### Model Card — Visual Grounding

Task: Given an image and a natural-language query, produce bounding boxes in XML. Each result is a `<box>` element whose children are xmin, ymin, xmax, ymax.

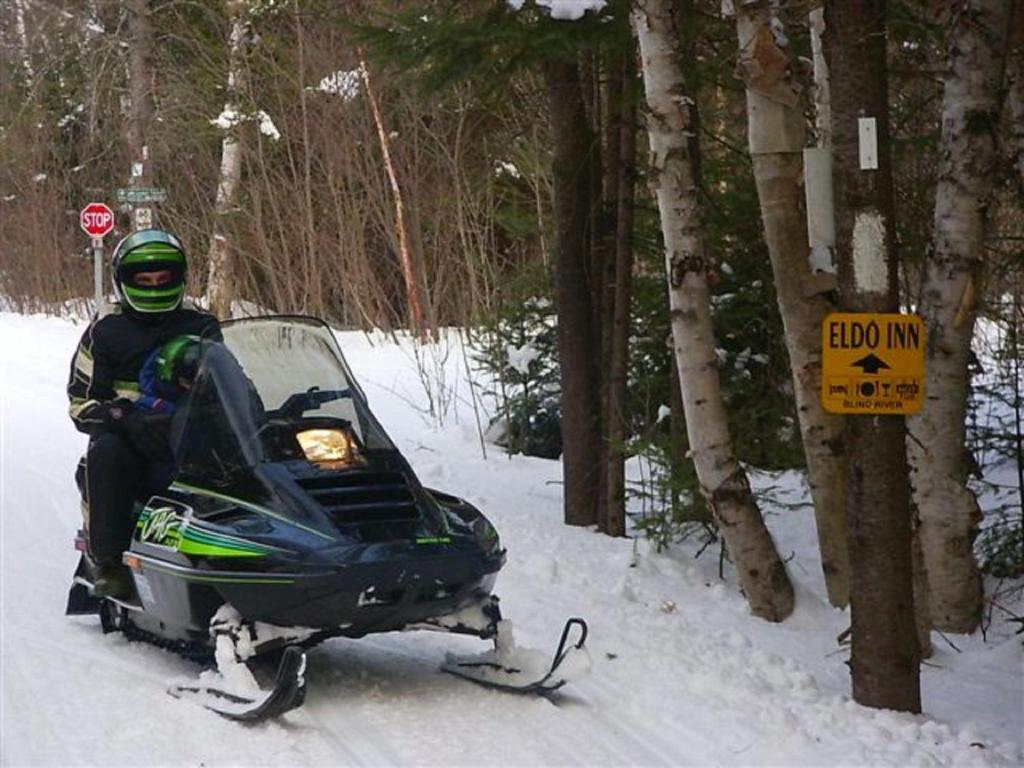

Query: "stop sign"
<box><xmin>80</xmin><ymin>202</ymin><xmax>115</xmax><ymax>238</ymax></box>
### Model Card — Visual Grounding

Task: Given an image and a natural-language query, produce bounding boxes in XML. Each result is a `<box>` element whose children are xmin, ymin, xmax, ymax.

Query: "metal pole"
<box><xmin>92</xmin><ymin>236</ymin><xmax>105</xmax><ymax>317</ymax></box>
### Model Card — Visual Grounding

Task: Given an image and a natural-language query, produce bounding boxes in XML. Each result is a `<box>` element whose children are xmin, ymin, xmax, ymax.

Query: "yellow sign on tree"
<box><xmin>821</xmin><ymin>313</ymin><xmax>925</xmax><ymax>414</ymax></box>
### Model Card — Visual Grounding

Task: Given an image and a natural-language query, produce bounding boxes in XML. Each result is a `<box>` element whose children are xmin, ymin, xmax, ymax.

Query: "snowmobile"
<box><xmin>66</xmin><ymin>316</ymin><xmax>589</xmax><ymax>722</ymax></box>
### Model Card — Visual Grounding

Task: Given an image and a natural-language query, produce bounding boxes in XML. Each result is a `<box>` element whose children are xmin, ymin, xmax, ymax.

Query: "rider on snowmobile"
<box><xmin>66</xmin><ymin>229</ymin><xmax>220</xmax><ymax>598</ymax></box>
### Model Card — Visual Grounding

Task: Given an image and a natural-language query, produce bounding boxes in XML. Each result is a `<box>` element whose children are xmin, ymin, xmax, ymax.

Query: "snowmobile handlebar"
<box><xmin>270</xmin><ymin>387</ymin><xmax>352</xmax><ymax>421</ymax></box>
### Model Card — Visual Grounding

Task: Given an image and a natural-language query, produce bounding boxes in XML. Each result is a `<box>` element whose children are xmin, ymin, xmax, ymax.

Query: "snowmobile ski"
<box><xmin>169</xmin><ymin>646</ymin><xmax>307</xmax><ymax>723</ymax></box>
<box><xmin>442</xmin><ymin>617</ymin><xmax>590</xmax><ymax>694</ymax></box>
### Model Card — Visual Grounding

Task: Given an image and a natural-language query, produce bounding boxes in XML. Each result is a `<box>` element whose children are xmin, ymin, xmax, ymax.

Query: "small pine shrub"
<box><xmin>977</xmin><ymin>509</ymin><xmax>1024</xmax><ymax>578</ymax></box>
<box><xmin>627</xmin><ymin>429</ymin><xmax>717</xmax><ymax>553</ymax></box>
<box><xmin>470</xmin><ymin>267</ymin><xmax>562</xmax><ymax>459</ymax></box>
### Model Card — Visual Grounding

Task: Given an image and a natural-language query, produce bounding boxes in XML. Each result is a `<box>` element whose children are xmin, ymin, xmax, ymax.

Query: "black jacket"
<box><xmin>67</xmin><ymin>303</ymin><xmax>220</xmax><ymax>436</ymax></box>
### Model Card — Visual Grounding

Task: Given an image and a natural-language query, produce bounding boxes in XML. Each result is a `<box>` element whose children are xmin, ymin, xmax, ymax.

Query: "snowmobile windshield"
<box><xmin>216</xmin><ymin>317</ymin><xmax>394</xmax><ymax>450</ymax></box>
<box><xmin>173</xmin><ymin>317</ymin><xmax>396</xmax><ymax>488</ymax></box>
<box><xmin>171</xmin><ymin>340</ymin><xmax>268</xmax><ymax>487</ymax></box>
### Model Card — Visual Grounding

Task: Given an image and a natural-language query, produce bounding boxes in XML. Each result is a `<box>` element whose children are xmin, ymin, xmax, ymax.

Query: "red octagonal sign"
<box><xmin>80</xmin><ymin>202</ymin><xmax>114</xmax><ymax>238</ymax></box>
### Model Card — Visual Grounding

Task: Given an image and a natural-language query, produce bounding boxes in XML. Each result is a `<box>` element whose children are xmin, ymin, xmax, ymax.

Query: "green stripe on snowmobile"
<box><xmin>416</xmin><ymin>536</ymin><xmax>452</xmax><ymax>545</ymax></box>
<box><xmin>186</xmin><ymin>524</ymin><xmax>295</xmax><ymax>554</ymax></box>
<box><xmin>170</xmin><ymin>482</ymin><xmax>337</xmax><ymax>541</ymax></box>
<box><xmin>180</xmin><ymin>529</ymin><xmax>271</xmax><ymax>557</ymax></box>
<box><xmin>136</xmin><ymin>508</ymin><xmax>284</xmax><ymax>557</ymax></box>
<box><xmin>177</xmin><ymin>538</ymin><xmax>266</xmax><ymax>558</ymax></box>
<box><xmin>136</xmin><ymin>509</ymin><xmax>252</xmax><ymax>555</ymax></box>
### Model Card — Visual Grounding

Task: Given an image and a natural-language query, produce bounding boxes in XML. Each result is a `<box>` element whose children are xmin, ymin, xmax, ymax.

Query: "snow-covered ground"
<box><xmin>0</xmin><ymin>310</ymin><xmax>1020</xmax><ymax>767</ymax></box>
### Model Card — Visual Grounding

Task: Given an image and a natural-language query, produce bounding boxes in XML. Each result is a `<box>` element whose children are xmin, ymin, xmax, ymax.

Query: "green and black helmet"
<box><xmin>111</xmin><ymin>229</ymin><xmax>187</xmax><ymax>314</ymax></box>
<box><xmin>156</xmin><ymin>334</ymin><xmax>201</xmax><ymax>387</ymax></box>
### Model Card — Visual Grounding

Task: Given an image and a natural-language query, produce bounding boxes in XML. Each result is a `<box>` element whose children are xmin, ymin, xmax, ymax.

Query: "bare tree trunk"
<box><xmin>1006</xmin><ymin>3</ymin><xmax>1024</xmax><ymax>188</ymax></box>
<box><xmin>604</xmin><ymin>50</ymin><xmax>637</xmax><ymax>539</ymax></box>
<box><xmin>543</xmin><ymin>58</ymin><xmax>602</xmax><ymax>529</ymax></box>
<box><xmin>361</xmin><ymin>57</ymin><xmax>430</xmax><ymax>340</ymax></box>
<box><xmin>596</xmin><ymin>50</ymin><xmax>622</xmax><ymax>537</ymax></box>
<box><xmin>1008</xmin><ymin>39</ymin><xmax>1024</xmax><ymax>188</ymax></box>
<box><xmin>206</xmin><ymin>0</ymin><xmax>253</xmax><ymax>318</ymax></box>
<box><xmin>125</xmin><ymin>0</ymin><xmax>154</xmax><ymax>190</ymax></box>
<box><xmin>815</xmin><ymin>1</ymin><xmax>930</xmax><ymax>642</ymax></box>
<box><xmin>907</xmin><ymin>0</ymin><xmax>1012</xmax><ymax>634</ymax></box>
<box><xmin>14</xmin><ymin>0</ymin><xmax>35</xmax><ymax>93</ymax></box>
<box><xmin>1012</xmin><ymin>284</ymin><xmax>1024</xmax><ymax>522</ymax></box>
<box><xmin>633</xmin><ymin>0</ymin><xmax>794</xmax><ymax>622</ymax></box>
<box><xmin>734</xmin><ymin>1</ymin><xmax>851</xmax><ymax>608</ymax></box>
<box><xmin>824</xmin><ymin>0</ymin><xmax>920</xmax><ymax>712</ymax></box>
<box><xmin>295</xmin><ymin>1</ymin><xmax>320</xmax><ymax>316</ymax></box>
<box><xmin>911</xmin><ymin>517</ymin><xmax>933</xmax><ymax>658</ymax></box>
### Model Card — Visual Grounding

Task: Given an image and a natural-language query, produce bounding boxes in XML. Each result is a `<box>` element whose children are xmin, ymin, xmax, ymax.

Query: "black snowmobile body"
<box><xmin>68</xmin><ymin>316</ymin><xmax>504</xmax><ymax>646</ymax></box>
<box><xmin>67</xmin><ymin>316</ymin><xmax>588</xmax><ymax>720</ymax></box>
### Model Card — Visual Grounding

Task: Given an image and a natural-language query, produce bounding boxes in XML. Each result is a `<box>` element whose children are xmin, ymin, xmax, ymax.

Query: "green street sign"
<box><xmin>116</xmin><ymin>186</ymin><xmax>167</xmax><ymax>203</ymax></box>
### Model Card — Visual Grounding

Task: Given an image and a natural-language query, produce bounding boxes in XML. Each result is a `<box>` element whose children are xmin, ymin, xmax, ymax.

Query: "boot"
<box><xmin>93</xmin><ymin>561</ymin><xmax>133</xmax><ymax>600</ymax></box>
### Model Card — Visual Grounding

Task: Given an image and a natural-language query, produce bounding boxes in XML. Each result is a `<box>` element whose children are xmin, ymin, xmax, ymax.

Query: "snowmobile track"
<box><xmin>297</xmin><ymin>694</ymin><xmax>403</xmax><ymax>767</ymax></box>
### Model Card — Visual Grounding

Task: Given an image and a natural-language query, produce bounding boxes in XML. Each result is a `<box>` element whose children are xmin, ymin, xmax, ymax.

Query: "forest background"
<box><xmin>1</xmin><ymin>0</ymin><xmax>1021</xmax><ymax>713</ymax></box>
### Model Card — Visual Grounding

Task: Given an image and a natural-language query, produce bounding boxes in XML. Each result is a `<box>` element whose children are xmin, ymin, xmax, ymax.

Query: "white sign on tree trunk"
<box><xmin>858</xmin><ymin>118</ymin><xmax>878</xmax><ymax>170</ymax></box>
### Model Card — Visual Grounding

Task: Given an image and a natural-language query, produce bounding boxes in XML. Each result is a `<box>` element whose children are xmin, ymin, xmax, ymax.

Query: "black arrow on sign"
<box><xmin>852</xmin><ymin>353</ymin><xmax>891</xmax><ymax>375</ymax></box>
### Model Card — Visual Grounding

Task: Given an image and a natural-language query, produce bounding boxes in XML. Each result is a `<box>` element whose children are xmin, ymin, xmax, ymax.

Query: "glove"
<box><xmin>104</xmin><ymin>400</ymin><xmax>172</xmax><ymax>463</ymax></box>
<box><xmin>100</xmin><ymin>399</ymin><xmax>135</xmax><ymax>428</ymax></box>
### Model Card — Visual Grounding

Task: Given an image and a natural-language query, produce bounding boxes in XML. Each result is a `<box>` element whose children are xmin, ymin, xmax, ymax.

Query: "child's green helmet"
<box><xmin>111</xmin><ymin>229</ymin><xmax>187</xmax><ymax>314</ymax></box>
<box><xmin>156</xmin><ymin>335</ymin><xmax>201</xmax><ymax>386</ymax></box>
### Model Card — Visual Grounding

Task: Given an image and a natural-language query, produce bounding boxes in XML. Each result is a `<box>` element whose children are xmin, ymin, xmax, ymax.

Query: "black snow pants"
<box><xmin>80</xmin><ymin>433</ymin><xmax>174</xmax><ymax>562</ymax></box>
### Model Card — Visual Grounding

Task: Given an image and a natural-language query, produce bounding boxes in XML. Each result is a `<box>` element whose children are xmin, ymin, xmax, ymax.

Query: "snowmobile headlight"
<box><xmin>296</xmin><ymin>428</ymin><xmax>366</xmax><ymax>470</ymax></box>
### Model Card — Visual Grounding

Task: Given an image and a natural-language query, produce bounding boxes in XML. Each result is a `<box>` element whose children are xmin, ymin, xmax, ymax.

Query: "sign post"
<box><xmin>80</xmin><ymin>202</ymin><xmax>115</xmax><ymax>317</ymax></box>
<box><xmin>116</xmin><ymin>186</ymin><xmax>167</xmax><ymax>204</ymax></box>
<box><xmin>116</xmin><ymin>186</ymin><xmax>166</xmax><ymax>232</ymax></box>
<box><xmin>92</xmin><ymin>237</ymin><xmax>104</xmax><ymax>315</ymax></box>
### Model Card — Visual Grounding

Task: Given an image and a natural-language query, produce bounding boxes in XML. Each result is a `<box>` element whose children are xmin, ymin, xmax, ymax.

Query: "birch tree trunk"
<box><xmin>633</xmin><ymin>0</ymin><xmax>794</xmax><ymax>622</ymax></box>
<box><xmin>14</xmin><ymin>0</ymin><xmax>35</xmax><ymax>93</ymax></box>
<box><xmin>907</xmin><ymin>0</ymin><xmax>1012</xmax><ymax>634</ymax></box>
<box><xmin>808</xmin><ymin>8</ymin><xmax>831</xmax><ymax>148</ymax></box>
<box><xmin>206</xmin><ymin>0</ymin><xmax>254</xmax><ymax>318</ymax></box>
<box><xmin>824</xmin><ymin>0</ymin><xmax>920</xmax><ymax>712</ymax></box>
<box><xmin>734</xmin><ymin>1</ymin><xmax>850</xmax><ymax>608</ymax></box>
<box><xmin>543</xmin><ymin>58</ymin><xmax>602</xmax><ymax>528</ymax></box>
